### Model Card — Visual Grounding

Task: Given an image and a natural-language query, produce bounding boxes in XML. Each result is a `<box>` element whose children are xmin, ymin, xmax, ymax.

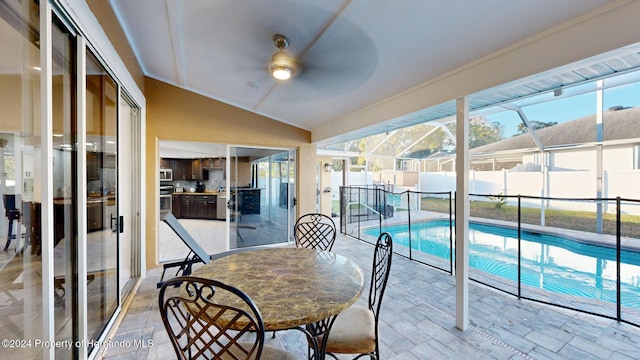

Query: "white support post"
<box><xmin>596</xmin><ymin>80</ymin><xmax>604</xmax><ymax>233</ymax></box>
<box><xmin>455</xmin><ymin>97</ymin><xmax>470</xmax><ymax>331</ymax></box>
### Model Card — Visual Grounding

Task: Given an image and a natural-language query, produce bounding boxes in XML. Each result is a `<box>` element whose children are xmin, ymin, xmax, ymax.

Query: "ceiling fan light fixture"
<box><xmin>271</xmin><ymin>65</ymin><xmax>294</xmax><ymax>80</ymax></box>
<box><xmin>269</xmin><ymin>34</ymin><xmax>300</xmax><ymax>80</ymax></box>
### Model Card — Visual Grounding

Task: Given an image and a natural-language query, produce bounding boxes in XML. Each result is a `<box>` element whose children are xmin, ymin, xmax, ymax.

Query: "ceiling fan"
<box><xmin>269</xmin><ymin>34</ymin><xmax>300</xmax><ymax>81</ymax></box>
<box><xmin>263</xmin><ymin>26</ymin><xmax>378</xmax><ymax>100</ymax></box>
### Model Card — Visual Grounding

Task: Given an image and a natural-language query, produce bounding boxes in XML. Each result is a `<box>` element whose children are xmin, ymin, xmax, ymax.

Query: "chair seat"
<box><xmin>325</xmin><ymin>305</ymin><xmax>376</xmax><ymax>354</ymax></box>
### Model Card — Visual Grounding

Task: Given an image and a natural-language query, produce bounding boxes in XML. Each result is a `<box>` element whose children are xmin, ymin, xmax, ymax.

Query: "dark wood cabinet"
<box><xmin>191</xmin><ymin>159</ymin><xmax>202</xmax><ymax>180</ymax></box>
<box><xmin>87</xmin><ymin>202</ymin><xmax>103</xmax><ymax>231</ymax></box>
<box><xmin>171</xmin><ymin>159</ymin><xmax>203</xmax><ymax>180</ymax></box>
<box><xmin>202</xmin><ymin>157</ymin><xmax>224</xmax><ymax>169</ymax></box>
<box><xmin>195</xmin><ymin>196</ymin><xmax>208</xmax><ymax>218</ymax></box>
<box><xmin>172</xmin><ymin>194</ymin><xmax>182</xmax><ymax>218</ymax></box>
<box><xmin>172</xmin><ymin>159</ymin><xmax>188</xmax><ymax>180</ymax></box>
<box><xmin>181</xmin><ymin>195</ymin><xmax>197</xmax><ymax>218</ymax></box>
<box><xmin>203</xmin><ymin>196</ymin><xmax>217</xmax><ymax>219</ymax></box>
<box><xmin>160</xmin><ymin>158</ymin><xmax>171</xmax><ymax>169</ymax></box>
<box><xmin>87</xmin><ymin>152</ymin><xmax>101</xmax><ymax>180</ymax></box>
<box><xmin>195</xmin><ymin>196</ymin><xmax>217</xmax><ymax>219</ymax></box>
<box><xmin>173</xmin><ymin>194</ymin><xmax>217</xmax><ymax>219</ymax></box>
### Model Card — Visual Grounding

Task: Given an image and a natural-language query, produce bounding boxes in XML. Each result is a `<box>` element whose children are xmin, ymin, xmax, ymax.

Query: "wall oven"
<box><xmin>160</xmin><ymin>184</ymin><xmax>174</xmax><ymax>215</ymax></box>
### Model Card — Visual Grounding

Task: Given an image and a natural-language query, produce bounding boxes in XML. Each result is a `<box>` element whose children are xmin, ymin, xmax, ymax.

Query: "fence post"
<box><xmin>378</xmin><ymin>188</ymin><xmax>383</xmax><ymax>235</ymax></box>
<box><xmin>518</xmin><ymin>195</ymin><xmax>522</xmax><ymax>299</ymax></box>
<box><xmin>357</xmin><ymin>188</ymin><xmax>361</xmax><ymax>239</ymax></box>
<box><xmin>449</xmin><ymin>191</ymin><xmax>453</xmax><ymax>274</ymax></box>
<box><xmin>616</xmin><ymin>196</ymin><xmax>621</xmax><ymax>321</ymax></box>
<box><xmin>407</xmin><ymin>191</ymin><xmax>412</xmax><ymax>260</ymax></box>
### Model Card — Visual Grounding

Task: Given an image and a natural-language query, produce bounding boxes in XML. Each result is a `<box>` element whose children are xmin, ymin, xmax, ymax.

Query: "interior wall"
<box><xmin>145</xmin><ymin>77</ymin><xmax>315</xmax><ymax>267</ymax></box>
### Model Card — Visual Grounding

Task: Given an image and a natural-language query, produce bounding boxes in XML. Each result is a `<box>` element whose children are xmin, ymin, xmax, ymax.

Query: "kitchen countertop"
<box><xmin>53</xmin><ymin>195</ymin><xmax>116</xmax><ymax>206</ymax></box>
<box><xmin>172</xmin><ymin>191</ymin><xmax>222</xmax><ymax>195</ymax></box>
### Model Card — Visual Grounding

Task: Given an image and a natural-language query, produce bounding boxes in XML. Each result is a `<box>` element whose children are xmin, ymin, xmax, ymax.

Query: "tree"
<box><xmin>514</xmin><ymin>120</ymin><xmax>557</xmax><ymax>136</ymax></box>
<box><xmin>445</xmin><ymin>116</ymin><xmax>503</xmax><ymax>149</ymax></box>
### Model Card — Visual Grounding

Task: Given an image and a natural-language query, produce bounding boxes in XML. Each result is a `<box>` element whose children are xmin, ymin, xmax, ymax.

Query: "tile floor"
<box><xmin>103</xmin><ymin>233</ymin><xmax>640</xmax><ymax>359</ymax></box>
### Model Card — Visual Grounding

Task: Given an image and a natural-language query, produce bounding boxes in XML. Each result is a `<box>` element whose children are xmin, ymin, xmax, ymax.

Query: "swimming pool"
<box><xmin>366</xmin><ymin>220</ymin><xmax>640</xmax><ymax>310</ymax></box>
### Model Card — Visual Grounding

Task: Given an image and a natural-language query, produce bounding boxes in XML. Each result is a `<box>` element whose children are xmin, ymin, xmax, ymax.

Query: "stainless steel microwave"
<box><xmin>160</xmin><ymin>168</ymin><xmax>172</xmax><ymax>181</ymax></box>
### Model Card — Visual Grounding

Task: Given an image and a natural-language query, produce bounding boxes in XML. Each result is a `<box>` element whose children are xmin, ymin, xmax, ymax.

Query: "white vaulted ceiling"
<box><xmin>109</xmin><ymin>0</ymin><xmax>640</xmax><ymax>145</ymax></box>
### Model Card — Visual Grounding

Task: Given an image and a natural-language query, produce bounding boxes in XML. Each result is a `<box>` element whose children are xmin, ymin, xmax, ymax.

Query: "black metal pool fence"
<box><xmin>339</xmin><ymin>185</ymin><xmax>640</xmax><ymax>327</ymax></box>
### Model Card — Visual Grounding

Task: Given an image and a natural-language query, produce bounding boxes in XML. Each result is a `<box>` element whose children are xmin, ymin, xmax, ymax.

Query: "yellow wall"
<box><xmin>0</xmin><ymin>75</ymin><xmax>22</xmax><ymax>132</ymax></box>
<box><xmin>145</xmin><ymin>77</ymin><xmax>316</xmax><ymax>267</ymax></box>
<box><xmin>86</xmin><ymin>0</ymin><xmax>145</xmax><ymax>91</ymax></box>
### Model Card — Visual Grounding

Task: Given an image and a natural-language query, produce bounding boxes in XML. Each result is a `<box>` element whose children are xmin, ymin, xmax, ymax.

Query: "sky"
<box><xmin>486</xmin><ymin>80</ymin><xmax>640</xmax><ymax>138</ymax></box>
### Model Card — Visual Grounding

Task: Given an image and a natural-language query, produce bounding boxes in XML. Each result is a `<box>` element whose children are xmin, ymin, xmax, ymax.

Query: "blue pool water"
<box><xmin>366</xmin><ymin>221</ymin><xmax>640</xmax><ymax>310</ymax></box>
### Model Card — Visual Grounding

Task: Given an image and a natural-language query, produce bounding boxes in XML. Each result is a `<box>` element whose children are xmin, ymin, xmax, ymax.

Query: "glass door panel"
<box><xmin>85</xmin><ymin>51</ymin><xmax>118</xmax><ymax>345</ymax></box>
<box><xmin>52</xmin><ymin>16</ymin><xmax>78</xmax><ymax>360</ymax></box>
<box><xmin>227</xmin><ymin>147</ymin><xmax>295</xmax><ymax>248</ymax></box>
<box><xmin>0</xmin><ymin>1</ymin><xmax>43</xmax><ymax>358</ymax></box>
<box><xmin>288</xmin><ymin>150</ymin><xmax>296</xmax><ymax>243</ymax></box>
<box><xmin>118</xmin><ymin>93</ymin><xmax>139</xmax><ymax>297</ymax></box>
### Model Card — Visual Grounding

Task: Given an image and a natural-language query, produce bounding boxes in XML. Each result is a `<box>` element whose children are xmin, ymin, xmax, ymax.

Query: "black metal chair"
<box><xmin>3</xmin><ymin>194</ymin><xmax>21</xmax><ymax>251</ymax></box>
<box><xmin>323</xmin><ymin>232</ymin><xmax>393</xmax><ymax>360</ymax></box>
<box><xmin>158</xmin><ymin>276</ymin><xmax>297</xmax><ymax>360</ymax></box>
<box><xmin>270</xmin><ymin>213</ymin><xmax>337</xmax><ymax>340</ymax></box>
<box><xmin>294</xmin><ymin>213</ymin><xmax>337</xmax><ymax>251</ymax></box>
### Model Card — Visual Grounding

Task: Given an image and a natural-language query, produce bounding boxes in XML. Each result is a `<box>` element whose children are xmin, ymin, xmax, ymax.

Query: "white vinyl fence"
<box><xmin>332</xmin><ymin>170</ymin><xmax>640</xmax><ymax>215</ymax></box>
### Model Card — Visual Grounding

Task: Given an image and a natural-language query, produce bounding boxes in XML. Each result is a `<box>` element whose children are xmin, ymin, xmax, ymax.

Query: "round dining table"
<box><xmin>189</xmin><ymin>247</ymin><xmax>364</xmax><ymax>358</ymax></box>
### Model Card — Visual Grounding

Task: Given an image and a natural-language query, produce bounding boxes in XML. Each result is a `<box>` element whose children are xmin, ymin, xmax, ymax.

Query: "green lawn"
<box><xmin>419</xmin><ymin>197</ymin><xmax>640</xmax><ymax>238</ymax></box>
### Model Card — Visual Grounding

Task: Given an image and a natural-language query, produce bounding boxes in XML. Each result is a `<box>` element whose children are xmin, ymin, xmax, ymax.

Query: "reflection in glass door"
<box><xmin>52</xmin><ymin>16</ymin><xmax>78</xmax><ymax>359</ymax></box>
<box><xmin>85</xmin><ymin>51</ymin><xmax>118</xmax><ymax>345</ymax></box>
<box><xmin>0</xmin><ymin>2</ymin><xmax>43</xmax><ymax>358</ymax></box>
<box><xmin>227</xmin><ymin>147</ymin><xmax>295</xmax><ymax>249</ymax></box>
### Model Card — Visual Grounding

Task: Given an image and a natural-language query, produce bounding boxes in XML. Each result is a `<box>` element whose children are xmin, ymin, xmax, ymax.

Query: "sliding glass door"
<box><xmin>85</xmin><ymin>50</ymin><xmax>119</xmax><ymax>346</ymax></box>
<box><xmin>52</xmin><ymin>15</ymin><xmax>78</xmax><ymax>359</ymax></box>
<box><xmin>0</xmin><ymin>1</ymin><xmax>43</xmax><ymax>358</ymax></box>
<box><xmin>227</xmin><ymin>147</ymin><xmax>295</xmax><ymax>249</ymax></box>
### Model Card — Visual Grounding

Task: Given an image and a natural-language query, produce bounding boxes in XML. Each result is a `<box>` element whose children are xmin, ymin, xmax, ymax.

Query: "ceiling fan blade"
<box><xmin>278</xmin><ymin>20</ymin><xmax>378</xmax><ymax>101</ymax></box>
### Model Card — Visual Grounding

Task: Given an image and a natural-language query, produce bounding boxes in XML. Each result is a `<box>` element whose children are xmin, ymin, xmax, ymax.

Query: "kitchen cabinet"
<box><xmin>195</xmin><ymin>196</ymin><xmax>217</xmax><ymax>219</ymax></box>
<box><xmin>173</xmin><ymin>194</ymin><xmax>218</xmax><ymax>220</ymax></box>
<box><xmin>171</xmin><ymin>159</ymin><xmax>202</xmax><ymax>180</ymax></box>
<box><xmin>87</xmin><ymin>202</ymin><xmax>103</xmax><ymax>231</ymax></box>
<box><xmin>202</xmin><ymin>157</ymin><xmax>224</xmax><ymax>169</ymax></box>
<box><xmin>191</xmin><ymin>159</ymin><xmax>202</xmax><ymax>180</ymax></box>
<box><xmin>160</xmin><ymin>158</ymin><xmax>171</xmax><ymax>169</ymax></box>
<box><xmin>172</xmin><ymin>194</ymin><xmax>182</xmax><ymax>218</ymax></box>
<box><xmin>181</xmin><ymin>195</ymin><xmax>197</xmax><ymax>218</ymax></box>
<box><xmin>206</xmin><ymin>196</ymin><xmax>217</xmax><ymax>219</ymax></box>
<box><xmin>87</xmin><ymin>152</ymin><xmax>101</xmax><ymax>180</ymax></box>
<box><xmin>202</xmin><ymin>158</ymin><xmax>225</xmax><ymax>181</ymax></box>
<box><xmin>171</xmin><ymin>159</ymin><xmax>188</xmax><ymax>180</ymax></box>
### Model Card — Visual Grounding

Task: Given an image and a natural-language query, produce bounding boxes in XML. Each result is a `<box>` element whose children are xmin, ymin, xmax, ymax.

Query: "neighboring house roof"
<box><xmin>471</xmin><ymin>106</ymin><xmax>640</xmax><ymax>154</ymax></box>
